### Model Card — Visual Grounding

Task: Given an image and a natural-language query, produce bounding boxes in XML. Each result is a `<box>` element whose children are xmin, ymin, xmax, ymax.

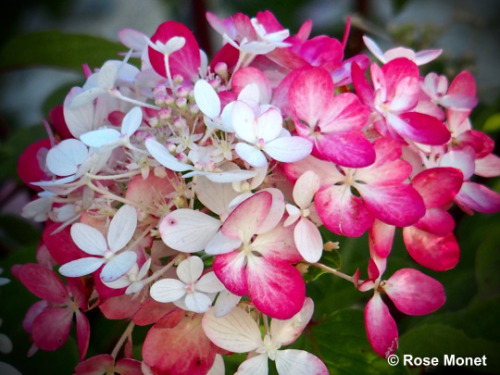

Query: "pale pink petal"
<box><xmin>184</xmin><ymin>292</ymin><xmax>213</xmax><ymax>313</ymax></box>
<box><xmin>271</xmin><ymin>297</ymin><xmax>314</xmax><ymax>346</ymax></box>
<box><xmin>403</xmin><ymin>226</ymin><xmax>459</xmax><ymax>271</ymax></box>
<box><xmin>232</xmin><ymin>101</ymin><xmax>257</xmax><ymax>143</ymax></box>
<box><xmin>16</xmin><ymin>263</ymin><xmax>69</xmax><ymax>303</ymax></box>
<box><xmin>251</xmin><ymin>222</ymin><xmax>301</xmax><ymax>263</ymax></box>
<box><xmin>257</xmin><ymin>188</ymin><xmax>286</xmax><ymax>234</ymax></box>
<box><xmin>439</xmin><ymin>148</ymin><xmax>475</xmax><ymax>180</ymax></box>
<box><xmin>294</xmin><ymin>218</ymin><xmax>323</xmax><ymax>263</ymax></box>
<box><xmin>475</xmin><ymin>153</ymin><xmax>500</xmax><ymax>178</ymax></box>
<box><xmin>196</xmin><ymin>271</ymin><xmax>225</xmax><ymax>293</ymax></box>
<box><xmin>232</xmin><ymin>67</ymin><xmax>272</xmax><ymax>104</ymax></box>
<box><xmin>414</xmin><ymin>49</ymin><xmax>443</xmax><ymax>65</ymax></box>
<box><xmin>388</xmin><ymin>76</ymin><xmax>420</xmax><ymax>112</ymax></box>
<box><xmin>177</xmin><ymin>256</ymin><xmax>204</xmax><ymax>284</ymax></box>
<box><xmin>59</xmin><ymin>257</ymin><xmax>105</xmax><ymax>278</ymax></box>
<box><xmin>264</xmin><ymin>136</ymin><xmax>312</xmax><ymax>163</ymax></box>
<box><xmin>213</xmin><ymin>251</ymin><xmax>248</xmax><ymax>296</ymax></box>
<box><xmin>356</xmin><ymin>184</ymin><xmax>425</xmax><ymax>227</ymax></box>
<box><xmin>364</xmin><ymin>294</ymin><xmax>398</xmax><ymax>358</ymax></box>
<box><xmin>202</xmin><ymin>307</ymin><xmax>262</xmax><ymax>353</ymax></box>
<box><xmin>70</xmin><ymin>223</ymin><xmax>107</xmax><ymax>255</ymax></box>
<box><xmin>246</xmin><ymin>256</ymin><xmax>305</xmax><ymax>319</ymax></box>
<box><xmin>235</xmin><ymin>142</ymin><xmax>267</xmax><ymax>167</ymax></box>
<box><xmin>150</xmin><ymin>278</ymin><xmax>186</xmax><ymax>303</ymax></box>
<box><xmin>108</xmin><ymin>204</ymin><xmax>137</xmax><ymax>252</ymax></box>
<box><xmin>236</xmin><ymin>354</ymin><xmax>268</xmax><ymax>375</ymax></box>
<box><xmin>75</xmin><ymin>310</ymin><xmax>90</xmax><ymax>360</ymax></box>
<box><xmin>159</xmin><ymin>209</ymin><xmax>221</xmax><ymax>252</ymax></box>
<box><xmin>384</xmin><ymin>268</ymin><xmax>446</xmax><ymax>315</ymax></box>
<box><xmin>455</xmin><ymin>181</ymin><xmax>500</xmax><ymax>214</ymax></box>
<box><xmin>315</xmin><ymin>185</ymin><xmax>374</xmax><ymax>237</ymax></box>
<box><xmin>255</xmin><ymin>107</ymin><xmax>283</xmax><ymax>142</ymax></box>
<box><xmin>362</xmin><ymin>35</ymin><xmax>386</xmax><ymax>63</ymax></box>
<box><xmin>368</xmin><ymin>220</ymin><xmax>395</xmax><ymax>258</ymax></box>
<box><xmin>31</xmin><ymin>307</ymin><xmax>73</xmax><ymax>351</ymax></box>
<box><xmin>213</xmin><ymin>290</ymin><xmax>241</xmax><ymax>318</ymax></box>
<box><xmin>222</xmin><ymin>191</ymin><xmax>272</xmax><ymax>241</ymax></box>
<box><xmin>293</xmin><ymin>170</ymin><xmax>320</xmax><ymax>209</ymax></box>
<box><xmin>205</xmin><ymin>231</ymin><xmax>242</xmax><ymax>255</ymax></box>
<box><xmin>100</xmin><ymin>251</ymin><xmax>137</xmax><ymax>282</ymax></box>
<box><xmin>275</xmin><ymin>349</ymin><xmax>329</xmax><ymax>375</ymax></box>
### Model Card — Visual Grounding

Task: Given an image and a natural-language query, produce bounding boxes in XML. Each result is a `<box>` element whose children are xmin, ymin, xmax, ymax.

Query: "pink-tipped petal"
<box><xmin>315</xmin><ymin>131</ymin><xmax>375</xmax><ymax>168</ymax></box>
<box><xmin>271</xmin><ymin>297</ymin><xmax>314</xmax><ymax>346</ymax></box>
<box><xmin>384</xmin><ymin>268</ymin><xmax>446</xmax><ymax>315</ymax></box>
<box><xmin>368</xmin><ymin>220</ymin><xmax>395</xmax><ymax>258</ymax></box>
<box><xmin>364</xmin><ymin>293</ymin><xmax>399</xmax><ymax>358</ymax></box>
<box><xmin>455</xmin><ymin>181</ymin><xmax>500</xmax><ymax>214</ymax></box>
<box><xmin>213</xmin><ymin>251</ymin><xmax>248</xmax><ymax>296</ymax></box>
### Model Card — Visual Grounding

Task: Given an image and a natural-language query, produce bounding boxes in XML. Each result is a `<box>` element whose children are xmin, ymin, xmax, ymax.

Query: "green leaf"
<box><xmin>482</xmin><ymin>113</ymin><xmax>500</xmax><ymax>132</ymax></box>
<box><xmin>0</xmin><ymin>31</ymin><xmax>124</xmax><ymax>71</ymax></box>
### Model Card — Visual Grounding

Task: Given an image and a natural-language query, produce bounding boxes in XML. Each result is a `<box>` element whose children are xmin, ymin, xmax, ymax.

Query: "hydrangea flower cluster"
<box><xmin>14</xmin><ymin>9</ymin><xmax>500</xmax><ymax>374</ymax></box>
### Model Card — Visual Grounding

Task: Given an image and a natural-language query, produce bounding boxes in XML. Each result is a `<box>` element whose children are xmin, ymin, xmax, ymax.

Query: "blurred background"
<box><xmin>1</xmin><ymin>0</ymin><xmax>499</xmax><ymax>374</ymax></box>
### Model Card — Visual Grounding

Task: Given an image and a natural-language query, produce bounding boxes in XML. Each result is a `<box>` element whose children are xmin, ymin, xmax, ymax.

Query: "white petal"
<box><xmin>159</xmin><ymin>209</ymin><xmax>221</xmax><ymax>253</ymax></box>
<box><xmin>255</xmin><ymin>107</ymin><xmax>283</xmax><ymax>142</ymax></box>
<box><xmin>150</xmin><ymin>278</ymin><xmax>186</xmax><ymax>303</ymax></box>
<box><xmin>284</xmin><ymin>204</ymin><xmax>300</xmax><ymax>227</ymax></box>
<box><xmin>275</xmin><ymin>349</ymin><xmax>328</xmax><ymax>375</ymax></box>
<box><xmin>97</xmin><ymin>61</ymin><xmax>119</xmax><ymax>89</ymax></box>
<box><xmin>235</xmin><ymin>143</ymin><xmax>267</xmax><ymax>168</ymax></box>
<box><xmin>102</xmin><ymin>274</ymin><xmax>132</xmax><ymax>289</ymax></box>
<box><xmin>69</xmin><ymin>87</ymin><xmax>106</xmax><ymax>108</ymax></box>
<box><xmin>107</xmin><ymin>204</ymin><xmax>137</xmax><ymax>252</ymax></box>
<box><xmin>232</xmin><ymin>101</ymin><xmax>257</xmax><ymax>143</ymax></box>
<box><xmin>213</xmin><ymin>290</ymin><xmax>241</xmax><ymax>317</ymax></box>
<box><xmin>293</xmin><ymin>170</ymin><xmax>320</xmax><ymax>209</ymax></box>
<box><xmin>271</xmin><ymin>297</ymin><xmax>314</xmax><ymax>346</ymax></box>
<box><xmin>237</xmin><ymin>83</ymin><xmax>260</xmax><ymax>103</ymax></box>
<box><xmin>235</xmin><ymin>354</ymin><xmax>268</xmax><ymax>375</ymax></box>
<box><xmin>294</xmin><ymin>218</ymin><xmax>323</xmax><ymax>263</ymax></box>
<box><xmin>145</xmin><ymin>138</ymin><xmax>192</xmax><ymax>172</ymax></box>
<box><xmin>202</xmin><ymin>169</ymin><xmax>259</xmax><ymax>183</ymax></box>
<box><xmin>177</xmin><ymin>256</ymin><xmax>204</xmax><ymax>284</ymax></box>
<box><xmin>207</xmin><ymin>354</ymin><xmax>225</xmax><ymax>375</ymax></box>
<box><xmin>70</xmin><ymin>223</ymin><xmax>107</xmax><ymax>255</ymax></box>
<box><xmin>195</xmin><ymin>171</ymin><xmax>240</xmax><ymax>215</ymax></box>
<box><xmin>46</xmin><ymin>139</ymin><xmax>89</xmax><ymax>176</ymax></box>
<box><xmin>80</xmin><ymin>128</ymin><xmax>120</xmax><ymax>148</ymax></box>
<box><xmin>362</xmin><ymin>35</ymin><xmax>387</xmax><ymax>63</ymax></box>
<box><xmin>196</xmin><ymin>271</ymin><xmax>225</xmax><ymax>293</ymax></box>
<box><xmin>59</xmin><ymin>257</ymin><xmax>104</xmax><ymax>277</ymax></box>
<box><xmin>194</xmin><ymin>79</ymin><xmax>221</xmax><ymax>119</ymax></box>
<box><xmin>100</xmin><ymin>251</ymin><xmax>137</xmax><ymax>282</ymax></box>
<box><xmin>202</xmin><ymin>307</ymin><xmax>262</xmax><ymax>353</ymax></box>
<box><xmin>64</xmin><ymin>87</ymin><xmax>97</xmax><ymax>137</ymax></box>
<box><xmin>121</xmin><ymin>106</ymin><xmax>142</xmax><ymax>136</ymax></box>
<box><xmin>205</xmin><ymin>230</ymin><xmax>242</xmax><ymax>255</ymax></box>
<box><xmin>264</xmin><ymin>136</ymin><xmax>312</xmax><ymax>163</ymax></box>
<box><xmin>184</xmin><ymin>291</ymin><xmax>213</xmax><ymax>313</ymax></box>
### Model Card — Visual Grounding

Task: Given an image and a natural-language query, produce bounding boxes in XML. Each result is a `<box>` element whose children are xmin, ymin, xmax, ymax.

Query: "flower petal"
<box><xmin>235</xmin><ymin>142</ymin><xmax>267</xmax><ymax>168</ymax></box>
<box><xmin>364</xmin><ymin>293</ymin><xmax>398</xmax><ymax>358</ymax></box>
<box><xmin>294</xmin><ymin>218</ymin><xmax>323</xmax><ymax>263</ymax></box>
<box><xmin>59</xmin><ymin>257</ymin><xmax>105</xmax><ymax>278</ymax></box>
<box><xmin>71</xmin><ymin>223</ymin><xmax>107</xmax><ymax>255</ymax></box>
<box><xmin>121</xmin><ymin>106</ymin><xmax>142</xmax><ymax>136</ymax></box>
<box><xmin>271</xmin><ymin>297</ymin><xmax>314</xmax><ymax>346</ymax></box>
<box><xmin>213</xmin><ymin>251</ymin><xmax>248</xmax><ymax>296</ymax></box>
<box><xmin>31</xmin><ymin>307</ymin><xmax>73</xmax><ymax>351</ymax></box>
<box><xmin>107</xmin><ymin>204</ymin><xmax>137</xmax><ymax>252</ymax></box>
<box><xmin>46</xmin><ymin>139</ymin><xmax>89</xmax><ymax>177</ymax></box>
<box><xmin>100</xmin><ymin>251</ymin><xmax>138</xmax><ymax>282</ymax></box>
<box><xmin>145</xmin><ymin>138</ymin><xmax>192</xmax><ymax>172</ymax></box>
<box><xmin>196</xmin><ymin>271</ymin><xmax>225</xmax><ymax>294</ymax></box>
<box><xmin>194</xmin><ymin>79</ymin><xmax>221</xmax><ymax>118</ymax></box>
<box><xmin>235</xmin><ymin>354</ymin><xmax>268</xmax><ymax>375</ymax></box>
<box><xmin>184</xmin><ymin>292</ymin><xmax>213</xmax><ymax>313</ymax></box>
<box><xmin>264</xmin><ymin>136</ymin><xmax>312</xmax><ymax>163</ymax></box>
<box><xmin>275</xmin><ymin>349</ymin><xmax>329</xmax><ymax>375</ymax></box>
<box><xmin>177</xmin><ymin>256</ymin><xmax>204</xmax><ymax>284</ymax></box>
<box><xmin>150</xmin><ymin>278</ymin><xmax>186</xmax><ymax>303</ymax></box>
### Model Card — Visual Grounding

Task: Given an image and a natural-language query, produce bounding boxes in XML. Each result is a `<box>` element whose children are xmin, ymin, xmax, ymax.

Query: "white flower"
<box><xmin>150</xmin><ymin>256</ymin><xmax>225</xmax><ymax>313</ymax></box>
<box><xmin>103</xmin><ymin>258</ymin><xmax>152</xmax><ymax>295</ymax></box>
<box><xmin>58</xmin><ymin>204</ymin><xmax>138</xmax><ymax>282</ymax></box>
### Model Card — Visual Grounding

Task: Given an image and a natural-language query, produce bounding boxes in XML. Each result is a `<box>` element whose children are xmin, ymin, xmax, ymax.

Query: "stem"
<box><xmin>85</xmin><ymin>179</ymin><xmax>140</xmax><ymax>208</ymax></box>
<box><xmin>85</xmin><ymin>170</ymin><xmax>140</xmax><ymax>181</ymax></box>
<box><xmin>110</xmin><ymin>89</ymin><xmax>161</xmax><ymax>110</ymax></box>
<box><xmin>111</xmin><ymin>320</ymin><xmax>135</xmax><ymax>360</ymax></box>
<box><xmin>312</xmin><ymin>262</ymin><xmax>358</xmax><ymax>284</ymax></box>
<box><xmin>142</xmin><ymin>254</ymin><xmax>183</xmax><ymax>285</ymax></box>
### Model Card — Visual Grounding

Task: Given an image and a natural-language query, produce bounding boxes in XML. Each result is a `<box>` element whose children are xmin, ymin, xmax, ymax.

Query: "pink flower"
<box><xmin>74</xmin><ymin>354</ymin><xmax>142</xmax><ymax>375</ymax></box>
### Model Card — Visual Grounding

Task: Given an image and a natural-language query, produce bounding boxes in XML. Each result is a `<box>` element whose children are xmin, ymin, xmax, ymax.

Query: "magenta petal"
<box><xmin>23</xmin><ymin>300</ymin><xmax>48</xmax><ymax>333</ymax></box>
<box><xmin>75</xmin><ymin>310</ymin><xmax>90</xmax><ymax>361</ymax></box>
<box><xmin>413</xmin><ymin>208</ymin><xmax>455</xmax><ymax>236</ymax></box>
<box><xmin>315</xmin><ymin>131</ymin><xmax>375</xmax><ymax>168</ymax></box>
<box><xmin>403</xmin><ymin>226</ymin><xmax>459</xmax><ymax>271</ymax></box>
<box><xmin>384</xmin><ymin>268</ymin><xmax>446</xmax><ymax>315</ymax></box>
<box><xmin>315</xmin><ymin>185</ymin><xmax>374</xmax><ymax>237</ymax></box>
<box><xmin>246</xmin><ymin>256</ymin><xmax>305</xmax><ymax>319</ymax></box>
<box><xmin>213</xmin><ymin>251</ymin><xmax>248</xmax><ymax>296</ymax></box>
<box><xmin>368</xmin><ymin>220</ymin><xmax>395</xmax><ymax>258</ymax></box>
<box><xmin>455</xmin><ymin>181</ymin><xmax>500</xmax><ymax>214</ymax></box>
<box><xmin>381</xmin><ymin>57</ymin><xmax>419</xmax><ymax>97</ymax></box>
<box><xmin>357</xmin><ymin>184</ymin><xmax>425</xmax><ymax>227</ymax></box>
<box><xmin>364</xmin><ymin>294</ymin><xmax>398</xmax><ymax>358</ymax></box>
<box><xmin>17</xmin><ymin>263</ymin><xmax>69</xmax><ymax>304</ymax></box>
<box><xmin>320</xmin><ymin>92</ymin><xmax>369</xmax><ymax>133</ymax></box>
<box><xmin>31</xmin><ymin>307</ymin><xmax>73</xmax><ymax>351</ymax></box>
<box><xmin>395</xmin><ymin>112</ymin><xmax>450</xmax><ymax>145</ymax></box>
<box><xmin>351</xmin><ymin>62</ymin><xmax>374</xmax><ymax>108</ymax></box>
<box><xmin>412</xmin><ymin>167</ymin><xmax>463</xmax><ymax>207</ymax></box>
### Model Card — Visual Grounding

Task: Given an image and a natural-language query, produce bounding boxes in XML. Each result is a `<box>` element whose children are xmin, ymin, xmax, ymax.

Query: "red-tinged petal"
<box><xmin>133</xmin><ymin>298</ymin><xmax>176</xmax><ymax>326</ymax></box>
<box><xmin>369</xmin><ymin>220</ymin><xmax>395</xmax><ymax>258</ymax></box>
<box><xmin>276</xmin><ymin>349</ymin><xmax>329</xmax><ymax>375</ymax></box>
<box><xmin>412</xmin><ymin>167</ymin><xmax>463</xmax><ymax>207</ymax></box>
<box><xmin>16</xmin><ymin>263</ymin><xmax>69</xmax><ymax>303</ymax></box>
<box><xmin>384</xmin><ymin>268</ymin><xmax>446</xmax><ymax>315</ymax></box>
<box><xmin>403</xmin><ymin>226</ymin><xmax>459</xmax><ymax>271</ymax></box>
<box><xmin>475</xmin><ymin>153</ymin><xmax>500</xmax><ymax>178</ymax></box>
<box><xmin>364</xmin><ymin>294</ymin><xmax>399</xmax><ymax>358</ymax></box>
<box><xmin>213</xmin><ymin>251</ymin><xmax>248</xmax><ymax>296</ymax></box>
<box><xmin>357</xmin><ymin>184</ymin><xmax>425</xmax><ymax>227</ymax></box>
<box><xmin>315</xmin><ymin>185</ymin><xmax>374</xmax><ymax>237</ymax></box>
<box><xmin>43</xmin><ymin>221</ymin><xmax>88</xmax><ymax>264</ymax></box>
<box><xmin>143</xmin><ymin>314</ymin><xmax>217</xmax><ymax>375</ymax></box>
<box><xmin>232</xmin><ymin>67</ymin><xmax>272</xmax><ymax>104</ymax></box>
<box><xmin>23</xmin><ymin>300</ymin><xmax>48</xmax><ymax>333</ymax></box>
<box><xmin>31</xmin><ymin>307</ymin><xmax>73</xmax><ymax>351</ymax></box>
<box><xmin>315</xmin><ymin>131</ymin><xmax>375</xmax><ymax>168</ymax></box>
<box><xmin>289</xmin><ymin>67</ymin><xmax>332</xmax><ymax>127</ymax></box>
<box><xmin>75</xmin><ymin>310</ymin><xmax>90</xmax><ymax>361</ymax></box>
<box><xmin>252</xmin><ymin>221</ymin><xmax>302</xmax><ymax>263</ymax></box>
<box><xmin>284</xmin><ymin>155</ymin><xmax>344</xmax><ymax>185</ymax></box>
<box><xmin>99</xmin><ymin>289</ymin><xmax>147</xmax><ymax>320</ymax></box>
<box><xmin>246</xmin><ymin>256</ymin><xmax>305</xmax><ymax>319</ymax></box>
<box><xmin>455</xmin><ymin>181</ymin><xmax>500</xmax><ymax>214</ymax></box>
<box><xmin>298</xmin><ymin>35</ymin><xmax>343</xmax><ymax>72</ymax></box>
<box><xmin>351</xmin><ymin>62</ymin><xmax>375</xmax><ymax>108</ymax></box>
<box><xmin>115</xmin><ymin>358</ymin><xmax>144</xmax><ymax>375</ymax></box>
<box><xmin>381</xmin><ymin>57</ymin><xmax>419</xmax><ymax>97</ymax></box>
<box><xmin>387</xmin><ymin>76</ymin><xmax>419</xmax><ymax>112</ymax></box>
<box><xmin>17</xmin><ymin>138</ymin><xmax>52</xmax><ymax>191</ymax></box>
<box><xmin>75</xmin><ymin>354</ymin><xmax>114</xmax><ymax>375</ymax></box>
<box><xmin>148</xmin><ymin>21</ymin><xmax>200</xmax><ymax>81</ymax></box>
<box><xmin>392</xmin><ymin>112</ymin><xmax>450</xmax><ymax>145</ymax></box>
<box><xmin>67</xmin><ymin>277</ymin><xmax>89</xmax><ymax>311</ymax></box>
<box><xmin>222</xmin><ymin>191</ymin><xmax>272</xmax><ymax>241</ymax></box>
<box><xmin>456</xmin><ymin>130</ymin><xmax>495</xmax><ymax>158</ymax></box>
<box><xmin>446</xmin><ymin>71</ymin><xmax>477</xmax><ymax>124</ymax></box>
<box><xmin>320</xmin><ymin>92</ymin><xmax>369</xmax><ymax>133</ymax></box>
<box><xmin>126</xmin><ymin>173</ymin><xmax>176</xmax><ymax>213</ymax></box>
<box><xmin>413</xmin><ymin>208</ymin><xmax>455</xmax><ymax>236</ymax></box>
